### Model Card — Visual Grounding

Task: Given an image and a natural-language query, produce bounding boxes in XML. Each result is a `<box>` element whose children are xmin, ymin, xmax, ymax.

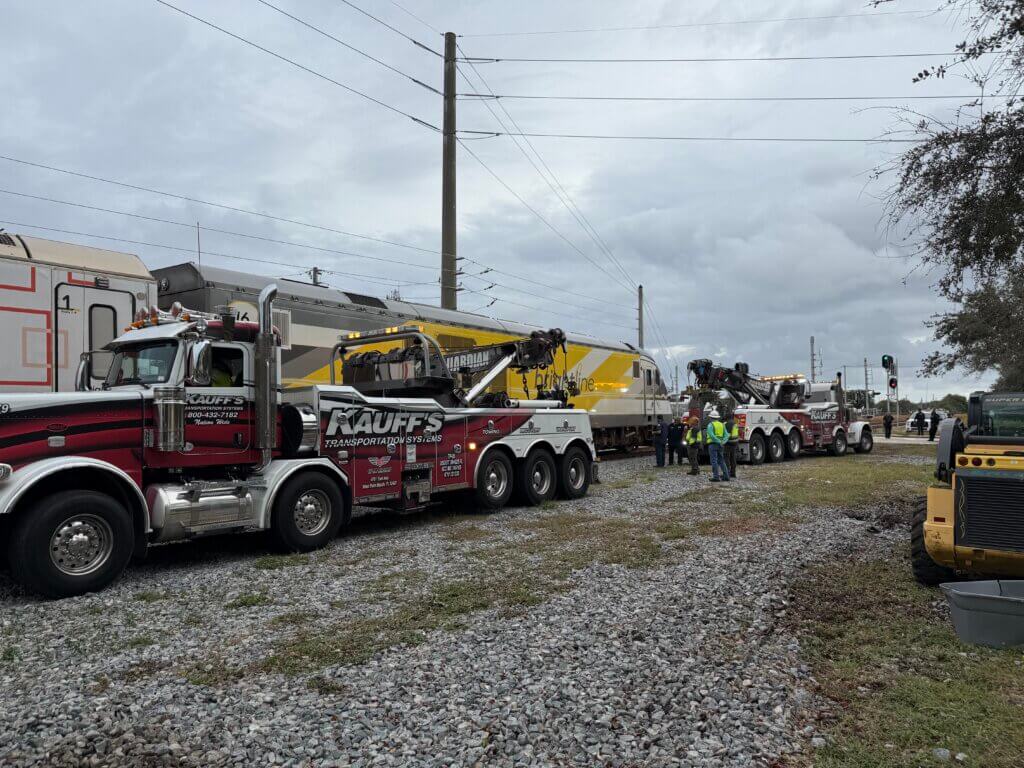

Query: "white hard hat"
<box><xmin>709</xmin><ymin>410</ymin><xmax>721</xmax><ymax>419</ymax></box>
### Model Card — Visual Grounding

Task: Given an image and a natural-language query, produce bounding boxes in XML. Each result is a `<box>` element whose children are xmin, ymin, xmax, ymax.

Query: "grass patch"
<box><xmin>307</xmin><ymin>676</ymin><xmax>347</xmax><ymax>694</ymax></box>
<box><xmin>604</xmin><ymin>478</ymin><xmax>634</xmax><ymax>490</ymax></box>
<box><xmin>652</xmin><ymin>519</ymin><xmax>690</xmax><ymax>541</ymax></box>
<box><xmin>126</xmin><ymin>635</ymin><xmax>155</xmax><ymax>649</ymax></box>
<box><xmin>270</xmin><ymin>611</ymin><xmax>314</xmax><ymax>628</ymax></box>
<box><xmin>788</xmin><ymin>550</ymin><xmax>1024</xmax><ymax>767</ymax></box>
<box><xmin>443</xmin><ymin>524</ymin><xmax>493</xmax><ymax>543</ymax></box>
<box><xmin>254</xmin><ymin>553</ymin><xmax>311</xmax><ymax>570</ymax></box>
<box><xmin>183</xmin><ymin>657</ymin><xmax>245</xmax><ymax>687</ymax></box>
<box><xmin>1</xmin><ymin>646</ymin><xmax>16</xmax><ymax>663</ymax></box>
<box><xmin>226</xmin><ymin>592</ymin><xmax>271</xmax><ymax>609</ymax></box>
<box><xmin>134</xmin><ymin>590</ymin><xmax>167</xmax><ymax>603</ymax></box>
<box><xmin>122</xmin><ymin>659</ymin><xmax>165</xmax><ymax>682</ymax></box>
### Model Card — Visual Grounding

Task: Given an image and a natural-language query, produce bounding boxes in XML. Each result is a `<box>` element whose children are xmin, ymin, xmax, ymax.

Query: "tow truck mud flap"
<box><xmin>591</xmin><ymin>461</ymin><xmax>601</xmax><ymax>485</ymax></box>
<box><xmin>941</xmin><ymin>580</ymin><xmax>1024</xmax><ymax>648</ymax></box>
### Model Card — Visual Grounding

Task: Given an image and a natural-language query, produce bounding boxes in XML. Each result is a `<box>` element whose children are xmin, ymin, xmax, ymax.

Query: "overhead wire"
<box><xmin>458</xmin><ymin>8</ymin><xmax>939</xmax><ymax>37</ymax></box>
<box><xmin>459</xmin><ymin>92</ymin><xmax>1000</xmax><ymax>103</ymax></box>
<box><xmin>336</xmin><ymin>0</ymin><xmax>442</xmax><ymax>55</ymax></box>
<box><xmin>458</xmin><ymin>51</ymin><xmax>980</xmax><ymax>64</ymax></box>
<box><xmin>385</xmin><ymin>0</ymin><xmax>443</xmax><ymax>36</ymax></box>
<box><xmin>0</xmin><ymin>219</ymin><xmax>438</xmax><ymax>289</ymax></box>
<box><xmin>254</xmin><ymin>0</ymin><xmax>440</xmax><ymax>94</ymax></box>
<box><xmin>459</xmin><ymin>130</ymin><xmax>921</xmax><ymax>143</ymax></box>
<box><xmin>153</xmin><ymin>0</ymin><xmax>439</xmax><ymax>131</ymax></box>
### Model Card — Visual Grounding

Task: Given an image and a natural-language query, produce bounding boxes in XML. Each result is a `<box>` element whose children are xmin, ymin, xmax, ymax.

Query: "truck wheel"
<box><xmin>911</xmin><ymin>496</ymin><xmax>956</xmax><ymax>586</ymax></box>
<box><xmin>830</xmin><ymin>431</ymin><xmax>848</xmax><ymax>457</ymax></box>
<box><xmin>853</xmin><ymin>428</ymin><xmax>874</xmax><ymax>454</ymax></box>
<box><xmin>558</xmin><ymin>446</ymin><xmax>591</xmax><ymax>500</ymax></box>
<box><xmin>765</xmin><ymin>432</ymin><xmax>785</xmax><ymax>463</ymax></box>
<box><xmin>271</xmin><ymin>473</ymin><xmax>346</xmax><ymax>553</ymax></box>
<box><xmin>784</xmin><ymin>430</ymin><xmax>801</xmax><ymax>460</ymax></box>
<box><xmin>748</xmin><ymin>433</ymin><xmax>766</xmax><ymax>465</ymax></box>
<box><xmin>8</xmin><ymin>490</ymin><xmax>134</xmax><ymax>599</ymax></box>
<box><xmin>474</xmin><ymin>451</ymin><xmax>514</xmax><ymax>510</ymax></box>
<box><xmin>517</xmin><ymin>449</ymin><xmax>558</xmax><ymax>506</ymax></box>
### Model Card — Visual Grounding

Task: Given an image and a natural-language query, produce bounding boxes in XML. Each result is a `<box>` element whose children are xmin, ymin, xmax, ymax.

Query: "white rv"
<box><xmin>0</xmin><ymin>232</ymin><xmax>157</xmax><ymax>392</ymax></box>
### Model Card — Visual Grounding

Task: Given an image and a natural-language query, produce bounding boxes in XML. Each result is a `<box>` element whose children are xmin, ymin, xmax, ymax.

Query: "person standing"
<box><xmin>915</xmin><ymin>410</ymin><xmax>926</xmax><ymax>437</ymax></box>
<box><xmin>929</xmin><ymin>409</ymin><xmax>941</xmax><ymax>441</ymax></box>
<box><xmin>654</xmin><ymin>415</ymin><xmax>668</xmax><ymax>467</ymax></box>
<box><xmin>724</xmin><ymin>410</ymin><xmax>739</xmax><ymax>479</ymax></box>
<box><xmin>705</xmin><ymin>410</ymin><xmax>731</xmax><ymax>483</ymax></box>
<box><xmin>685</xmin><ymin>417</ymin><xmax>702</xmax><ymax>475</ymax></box>
<box><xmin>667</xmin><ymin>418</ymin><xmax>685</xmax><ymax>466</ymax></box>
<box><xmin>883</xmin><ymin>411</ymin><xmax>894</xmax><ymax>439</ymax></box>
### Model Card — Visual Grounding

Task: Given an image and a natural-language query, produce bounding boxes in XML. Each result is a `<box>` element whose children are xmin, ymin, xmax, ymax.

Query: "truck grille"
<box><xmin>955</xmin><ymin>474</ymin><xmax>1024</xmax><ymax>552</ymax></box>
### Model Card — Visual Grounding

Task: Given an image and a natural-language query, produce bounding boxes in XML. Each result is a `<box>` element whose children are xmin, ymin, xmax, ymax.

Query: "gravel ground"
<box><xmin>0</xmin><ymin>454</ymin><xmax>909</xmax><ymax>767</ymax></box>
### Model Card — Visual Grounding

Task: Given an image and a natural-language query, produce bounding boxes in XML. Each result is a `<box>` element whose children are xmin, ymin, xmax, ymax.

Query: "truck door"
<box><xmin>349</xmin><ymin>403</ymin><xmax>403</xmax><ymax>501</ymax></box>
<box><xmin>54</xmin><ymin>283</ymin><xmax>136</xmax><ymax>391</ymax></box>
<box><xmin>181</xmin><ymin>342</ymin><xmax>252</xmax><ymax>461</ymax></box>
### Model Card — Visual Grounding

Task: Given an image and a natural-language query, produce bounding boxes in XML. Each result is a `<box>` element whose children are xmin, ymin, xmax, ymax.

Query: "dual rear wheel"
<box><xmin>473</xmin><ymin>445</ymin><xmax>591</xmax><ymax>510</ymax></box>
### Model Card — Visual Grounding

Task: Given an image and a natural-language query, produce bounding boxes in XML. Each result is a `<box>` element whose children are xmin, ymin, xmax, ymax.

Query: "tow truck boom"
<box><xmin>687</xmin><ymin>359</ymin><xmax>805</xmax><ymax>408</ymax></box>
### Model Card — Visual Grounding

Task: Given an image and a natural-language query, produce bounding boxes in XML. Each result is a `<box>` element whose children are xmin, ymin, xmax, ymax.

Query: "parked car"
<box><xmin>905</xmin><ymin>409</ymin><xmax>949</xmax><ymax>433</ymax></box>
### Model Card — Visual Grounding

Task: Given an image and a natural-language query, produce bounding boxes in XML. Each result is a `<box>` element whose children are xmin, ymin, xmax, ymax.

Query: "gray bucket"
<box><xmin>940</xmin><ymin>580</ymin><xmax>1024</xmax><ymax>648</ymax></box>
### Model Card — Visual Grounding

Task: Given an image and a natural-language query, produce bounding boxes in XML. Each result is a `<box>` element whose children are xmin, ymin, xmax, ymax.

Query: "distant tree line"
<box><xmin>877</xmin><ymin>0</ymin><xmax>1024</xmax><ymax>391</ymax></box>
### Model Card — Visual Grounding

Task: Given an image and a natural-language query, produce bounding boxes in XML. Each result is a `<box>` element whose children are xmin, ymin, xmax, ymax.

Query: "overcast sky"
<box><xmin>1</xmin><ymin>0</ymin><xmax>996</xmax><ymax>402</ymax></box>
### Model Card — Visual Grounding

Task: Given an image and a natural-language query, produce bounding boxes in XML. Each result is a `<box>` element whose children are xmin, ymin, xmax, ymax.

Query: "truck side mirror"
<box><xmin>187</xmin><ymin>340</ymin><xmax>213</xmax><ymax>386</ymax></box>
<box><xmin>75</xmin><ymin>353</ymin><xmax>93</xmax><ymax>392</ymax></box>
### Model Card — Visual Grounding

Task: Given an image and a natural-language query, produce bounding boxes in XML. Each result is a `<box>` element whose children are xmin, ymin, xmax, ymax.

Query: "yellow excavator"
<box><xmin>913</xmin><ymin>391</ymin><xmax>1024</xmax><ymax>585</ymax></box>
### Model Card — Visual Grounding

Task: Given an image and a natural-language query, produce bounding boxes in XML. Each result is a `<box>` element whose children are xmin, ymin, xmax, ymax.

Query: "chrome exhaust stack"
<box><xmin>254</xmin><ymin>284</ymin><xmax>278</xmax><ymax>471</ymax></box>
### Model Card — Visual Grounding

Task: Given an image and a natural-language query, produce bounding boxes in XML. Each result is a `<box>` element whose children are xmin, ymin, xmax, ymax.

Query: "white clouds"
<box><xmin>0</xmin><ymin>0</ymin><xmax>985</xmax><ymax>397</ymax></box>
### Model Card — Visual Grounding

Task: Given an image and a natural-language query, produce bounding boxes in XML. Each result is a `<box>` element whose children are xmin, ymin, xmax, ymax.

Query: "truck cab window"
<box><xmin>210</xmin><ymin>346</ymin><xmax>245</xmax><ymax>387</ymax></box>
<box><xmin>104</xmin><ymin>341</ymin><xmax>178</xmax><ymax>388</ymax></box>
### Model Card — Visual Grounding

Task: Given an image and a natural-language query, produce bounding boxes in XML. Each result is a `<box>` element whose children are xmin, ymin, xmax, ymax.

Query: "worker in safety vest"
<box><xmin>724</xmin><ymin>411</ymin><xmax>739</xmax><ymax>479</ymax></box>
<box><xmin>705</xmin><ymin>410</ymin><xmax>731</xmax><ymax>482</ymax></box>
<box><xmin>684</xmin><ymin>416</ymin><xmax>703</xmax><ymax>476</ymax></box>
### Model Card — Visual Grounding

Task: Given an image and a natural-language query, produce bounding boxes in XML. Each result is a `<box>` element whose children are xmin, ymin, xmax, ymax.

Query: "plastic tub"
<box><xmin>941</xmin><ymin>580</ymin><xmax>1024</xmax><ymax>648</ymax></box>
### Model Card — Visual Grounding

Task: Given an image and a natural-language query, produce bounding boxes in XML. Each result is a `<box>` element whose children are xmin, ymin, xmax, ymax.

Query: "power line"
<box><xmin>456</xmin><ymin>137</ymin><xmax>635</xmax><ymax>295</ymax></box>
<box><xmin>0</xmin><ymin>153</ymin><xmax>632</xmax><ymax>311</ymax></box>
<box><xmin>254</xmin><ymin>0</ymin><xmax>440</xmax><ymax>94</ymax></box>
<box><xmin>0</xmin><ymin>219</ymin><xmax>438</xmax><ymax>289</ymax></box>
<box><xmin>460</xmin><ymin>130</ymin><xmax>921</xmax><ymax>143</ymax></box>
<box><xmin>0</xmin><ymin>187</ymin><xmax>458</xmax><ymax>274</ymax></box>
<box><xmin>336</xmin><ymin>0</ymin><xmax>441</xmax><ymax>55</ymax></box>
<box><xmin>153</xmin><ymin>0</ymin><xmax>439</xmax><ymax>130</ymax></box>
<box><xmin>459</xmin><ymin>268</ymin><xmax>635</xmax><ymax>320</ymax></box>
<box><xmin>385</xmin><ymin>0</ymin><xmax>442</xmax><ymax>36</ymax></box>
<box><xmin>458</xmin><ymin>8</ymin><xmax>937</xmax><ymax>37</ymax></box>
<box><xmin>459</xmin><ymin>92</ymin><xmax>999</xmax><ymax>103</ymax></box>
<box><xmin>459</xmin><ymin>51</ymin><xmax>973</xmax><ymax>65</ymax></box>
<box><xmin>456</xmin><ymin>55</ymin><xmax>634</xmax><ymax>293</ymax></box>
<box><xmin>459</xmin><ymin>286</ymin><xmax>636</xmax><ymax>332</ymax></box>
<box><xmin>0</xmin><ymin>154</ymin><xmax>438</xmax><ymax>256</ymax></box>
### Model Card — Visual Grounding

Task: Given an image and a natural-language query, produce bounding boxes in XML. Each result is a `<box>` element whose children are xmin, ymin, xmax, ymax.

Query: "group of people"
<box><xmin>655</xmin><ymin>411</ymin><xmax>737</xmax><ymax>482</ymax></box>
<box><xmin>880</xmin><ymin>409</ymin><xmax>943</xmax><ymax>441</ymax></box>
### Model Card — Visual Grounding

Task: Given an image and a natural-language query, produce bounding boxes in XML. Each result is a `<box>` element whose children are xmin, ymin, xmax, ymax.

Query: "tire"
<box><xmin>474</xmin><ymin>450</ymin><xmax>515</xmax><ymax>510</ymax></box>
<box><xmin>830</xmin><ymin>431</ymin><xmax>848</xmax><ymax>457</ymax></box>
<box><xmin>853</xmin><ymin>428</ymin><xmax>874</xmax><ymax>454</ymax></box>
<box><xmin>517</xmin><ymin>449</ymin><xmax>558</xmax><ymax>506</ymax></box>
<box><xmin>748</xmin><ymin>433</ymin><xmax>766</xmax><ymax>465</ymax></box>
<box><xmin>270</xmin><ymin>473</ymin><xmax>346</xmax><ymax>553</ymax></box>
<box><xmin>784</xmin><ymin>429</ymin><xmax>802</xmax><ymax>460</ymax></box>
<box><xmin>911</xmin><ymin>496</ymin><xmax>956</xmax><ymax>586</ymax></box>
<box><xmin>558</xmin><ymin>445</ymin><xmax>591</xmax><ymax>500</ymax></box>
<box><xmin>8</xmin><ymin>490</ymin><xmax>134</xmax><ymax>599</ymax></box>
<box><xmin>765</xmin><ymin>432</ymin><xmax>786</xmax><ymax>463</ymax></box>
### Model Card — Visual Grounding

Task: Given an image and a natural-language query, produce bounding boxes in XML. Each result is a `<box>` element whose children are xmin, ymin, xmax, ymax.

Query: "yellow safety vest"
<box><xmin>708</xmin><ymin>421</ymin><xmax>727</xmax><ymax>441</ymax></box>
<box><xmin>730</xmin><ymin>423</ymin><xmax>739</xmax><ymax>439</ymax></box>
<box><xmin>685</xmin><ymin>428</ymin><xmax>702</xmax><ymax>445</ymax></box>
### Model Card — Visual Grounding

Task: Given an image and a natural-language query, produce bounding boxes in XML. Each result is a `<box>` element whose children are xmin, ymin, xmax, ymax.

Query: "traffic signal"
<box><xmin>889</xmin><ymin>376</ymin><xmax>898</xmax><ymax>391</ymax></box>
<box><xmin>882</xmin><ymin>354</ymin><xmax>894</xmax><ymax>372</ymax></box>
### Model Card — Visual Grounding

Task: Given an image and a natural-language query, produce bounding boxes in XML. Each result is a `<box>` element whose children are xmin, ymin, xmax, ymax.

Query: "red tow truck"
<box><xmin>0</xmin><ymin>285</ymin><xmax>596</xmax><ymax>598</ymax></box>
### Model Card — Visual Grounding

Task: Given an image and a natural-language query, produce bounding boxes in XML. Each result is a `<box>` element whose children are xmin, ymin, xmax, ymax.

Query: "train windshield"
<box><xmin>980</xmin><ymin>394</ymin><xmax>1024</xmax><ymax>438</ymax></box>
<box><xmin>103</xmin><ymin>341</ymin><xmax>178</xmax><ymax>388</ymax></box>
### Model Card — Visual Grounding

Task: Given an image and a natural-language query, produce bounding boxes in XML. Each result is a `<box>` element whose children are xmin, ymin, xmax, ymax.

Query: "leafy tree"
<box><xmin>877</xmin><ymin>1</ymin><xmax>1024</xmax><ymax>389</ymax></box>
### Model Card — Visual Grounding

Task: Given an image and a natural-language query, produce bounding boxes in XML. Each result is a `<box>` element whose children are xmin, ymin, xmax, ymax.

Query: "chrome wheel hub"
<box><xmin>567</xmin><ymin>458</ymin><xmax>585</xmax><ymax>490</ymax></box>
<box><xmin>485</xmin><ymin>461</ymin><xmax>508</xmax><ymax>498</ymax></box>
<box><xmin>294</xmin><ymin>490</ymin><xmax>331</xmax><ymax>536</ymax></box>
<box><xmin>531</xmin><ymin>461</ymin><xmax>552</xmax><ymax>496</ymax></box>
<box><xmin>50</xmin><ymin>514</ymin><xmax>113</xmax><ymax>576</ymax></box>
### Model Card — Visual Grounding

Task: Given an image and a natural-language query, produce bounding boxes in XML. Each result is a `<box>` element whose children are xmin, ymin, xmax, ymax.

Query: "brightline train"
<box><xmin>153</xmin><ymin>263</ymin><xmax>673</xmax><ymax>450</ymax></box>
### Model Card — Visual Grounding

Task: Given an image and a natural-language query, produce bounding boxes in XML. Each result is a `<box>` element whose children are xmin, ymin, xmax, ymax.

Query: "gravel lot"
<box><xmin>0</xmin><ymin>454</ymin><xmax>913</xmax><ymax>767</ymax></box>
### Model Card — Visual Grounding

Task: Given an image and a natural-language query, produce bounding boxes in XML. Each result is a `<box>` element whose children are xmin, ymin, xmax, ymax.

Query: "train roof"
<box><xmin>0</xmin><ymin>233</ymin><xmax>154</xmax><ymax>280</ymax></box>
<box><xmin>154</xmin><ymin>262</ymin><xmax>648</xmax><ymax>356</ymax></box>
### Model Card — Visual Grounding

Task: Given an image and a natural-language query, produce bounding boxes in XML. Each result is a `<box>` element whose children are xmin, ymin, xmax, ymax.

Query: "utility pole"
<box><xmin>440</xmin><ymin>31</ymin><xmax>458</xmax><ymax>310</ymax></box>
<box><xmin>863</xmin><ymin>358</ymin><xmax>870</xmax><ymax>413</ymax></box>
<box><xmin>637</xmin><ymin>284</ymin><xmax>644</xmax><ymax>348</ymax></box>
<box><xmin>809</xmin><ymin>336</ymin><xmax>816</xmax><ymax>383</ymax></box>
<box><xmin>674</xmin><ymin>364</ymin><xmax>679</xmax><ymax>394</ymax></box>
